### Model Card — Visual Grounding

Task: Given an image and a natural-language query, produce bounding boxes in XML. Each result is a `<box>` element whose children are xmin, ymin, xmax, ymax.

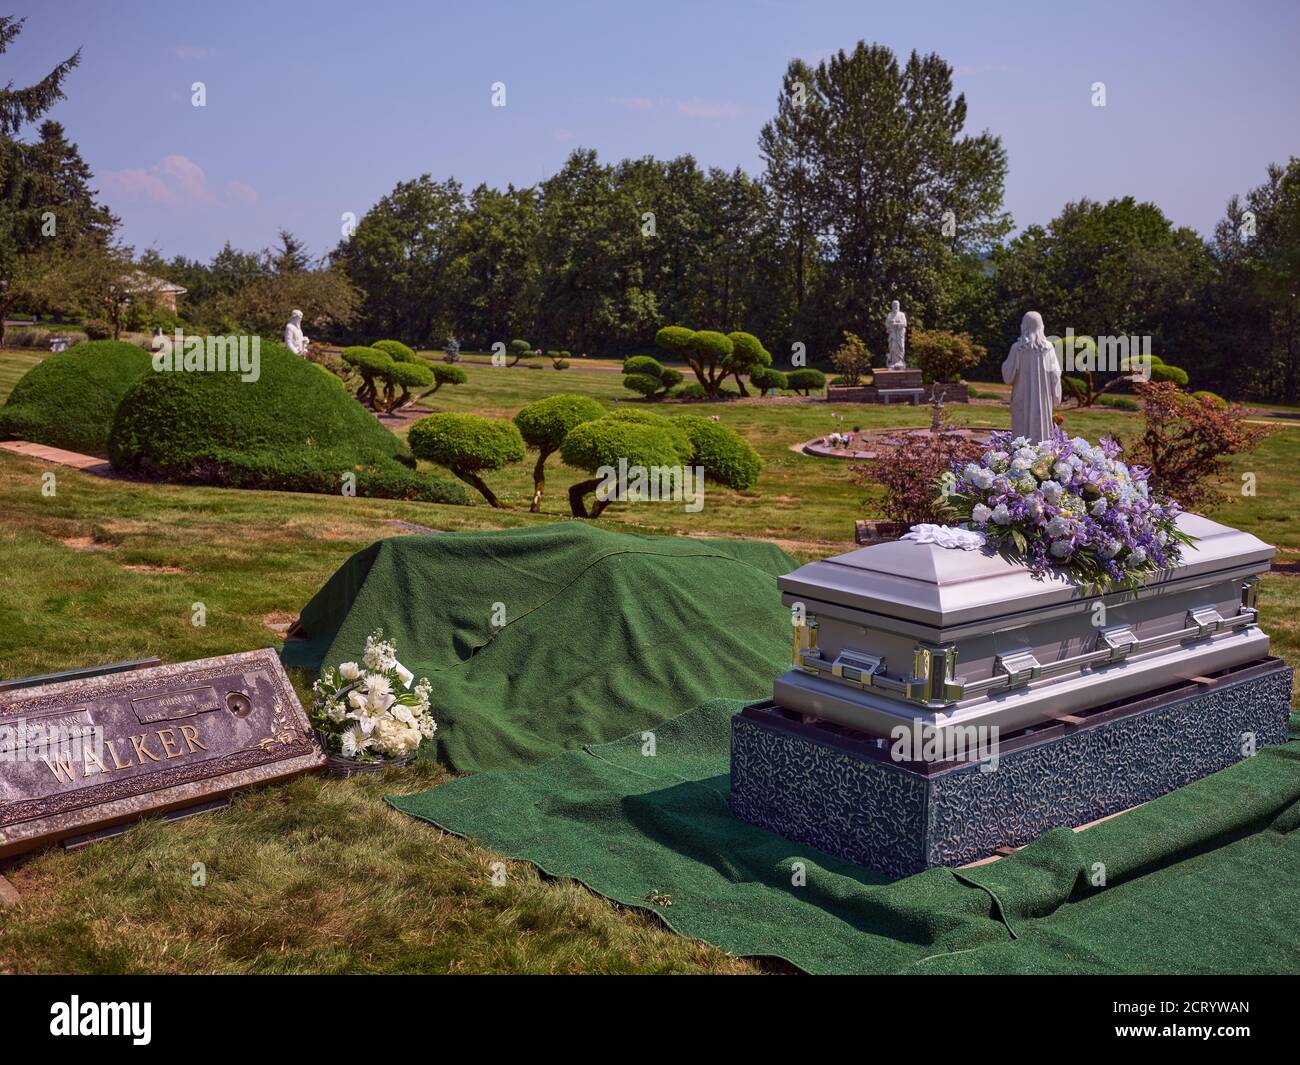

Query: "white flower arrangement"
<box><xmin>310</xmin><ymin>629</ymin><xmax>435</xmax><ymax>761</ymax></box>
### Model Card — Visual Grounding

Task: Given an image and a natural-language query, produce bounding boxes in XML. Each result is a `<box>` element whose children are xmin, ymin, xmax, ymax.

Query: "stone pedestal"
<box><xmin>872</xmin><ymin>368</ymin><xmax>923</xmax><ymax>390</ymax></box>
<box><xmin>730</xmin><ymin>657</ymin><xmax>1293</xmax><ymax>877</ymax></box>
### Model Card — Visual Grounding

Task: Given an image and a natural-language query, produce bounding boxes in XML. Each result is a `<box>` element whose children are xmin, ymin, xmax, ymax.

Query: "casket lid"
<box><xmin>779</xmin><ymin>514</ymin><xmax>1272</xmax><ymax>633</ymax></box>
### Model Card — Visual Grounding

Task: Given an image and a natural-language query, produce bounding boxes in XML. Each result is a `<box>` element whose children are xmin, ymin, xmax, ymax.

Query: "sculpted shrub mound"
<box><xmin>407</xmin><ymin>411</ymin><xmax>525</xmax><ymax>508</ymax></box>
<box><xmin>0</xmin><ymin>340</ymin><xmax>153</xmax><ymax>453</ymax></box>
<box><xmin>108</xmin><ymin>340</ymin><xmax>466</xmax><ymax>504</ymax></box>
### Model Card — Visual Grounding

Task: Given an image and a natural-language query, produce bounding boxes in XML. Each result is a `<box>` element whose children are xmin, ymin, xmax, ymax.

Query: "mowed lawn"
<box><xmin>1</xmin><ymin>347</ymin><xmax>1299</xmax><ymax>973</ymax></box>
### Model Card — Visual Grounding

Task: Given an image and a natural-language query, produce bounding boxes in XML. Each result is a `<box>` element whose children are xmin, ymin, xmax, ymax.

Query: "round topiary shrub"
<box><xmin>513</xmin><ymin>393</ymin><xmax>606</xmax><ymax>512</ymax></box>
<box><xmin>83</xmin><ymin>319</ymin><xmax>112</xmax><ymax>341</ymax></box>
<box><xmin>787</xmin><ymin>368</ymin><xmax>826</xmax><ymax>395</ymax></box>
<box><xmin>559</xmin><ymin>416</ymin><xmax>686</xmax><ymax>517</ymax></box>
<box><xmin>107</xmin><ymin>340</ymin><xmax>466</xmax><ymax>504</ymax></box>
<box><xmin>416</xmin><ymin>363</ymin><xmax>467</xmax><ymax>400</ymax></box>
<box><xmin>1193</xmin><ymin>390</ymin><xmax>1227</xmax><ymax>408</ymax></box>
<box><xmin>1148</xmin><ymin>360</ymin><xmax>1189</xmax><ymax>387</ymax></box>
<box><xmin>623</xmin><ymin>373</ymin><xmax>663</xmax><ymax>398</ymax></box>
<box><xmin>386</xmin><ymin>360</ymin><xmax>434</xmax><ymax>409</ymax></box>
<box><xmin>407</xmin><ymin>412</ymin><xmax>525</xmax><ymax>508</ymax></box>
<box><xmin>621</xmin><ymin>355</ymin><xmax>682</xmax><ymax>400</ymax></box>
<box><xmin>604</xmin><ymin>408</ymin><xmax>692</xmax><ymax>456</ymax></box>
<box><xmin>678</xmin><ymin>382</ymin><xmax>709</xmax><ymax>400</ymax></box>
<box><xmin>0</xmin><ymin>339</ymin><xmax>153</xmax><ymax>453</ymax></box>
<box><xmin>749</xmin><ymin>367</ymin><xmax>788</xmax><ymax>393</ymax></box>
<box><xmin>340</xmin><ymin>345</ymin><xmax>395</xmax><ymax>408</ymax></box>
<box><xmin>672</xmin><ymin>415</ymin><xmax>762</xmax><ymax>490</ymax></box>
<box><xmin>371</xmin><ymin>339</ymin><xmax>417</xmax><ymax>364</ymax></box>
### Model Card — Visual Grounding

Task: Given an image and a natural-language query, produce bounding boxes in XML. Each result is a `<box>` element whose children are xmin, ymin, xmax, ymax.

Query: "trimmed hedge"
<box><xmin>108</xmin><ymin>340</ymin><xmax>466</xmax><ymax>504</ymax></box>
<box><xmin>0</xmin><ymin>340</ymin><xmax>154</xmax><ymax>453</ymax></box>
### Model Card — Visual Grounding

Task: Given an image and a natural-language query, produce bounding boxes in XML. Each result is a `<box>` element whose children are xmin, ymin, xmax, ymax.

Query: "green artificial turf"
<box><xmin>390</xmin><ymin>701</ymin><xmax>1300</xmax><ymax>975</ymax></box>
<box><xmin>283</xmin><ymin>522</ymin><xmax>795</xmax><ymax>771</ymax></box>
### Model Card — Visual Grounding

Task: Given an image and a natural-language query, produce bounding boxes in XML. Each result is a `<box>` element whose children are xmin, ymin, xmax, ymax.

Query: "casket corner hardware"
<box><xmin>906</xmin><ymin>644</ymin><xmax>966</xmax><ymax>707</ymax></box>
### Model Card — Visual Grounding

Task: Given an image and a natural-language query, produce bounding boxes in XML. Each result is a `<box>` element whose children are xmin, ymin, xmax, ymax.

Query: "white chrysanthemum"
<box><xmin>365</xmin><ymin>673</ymin><xmax>393</xmax><ymax>697</ymax></box>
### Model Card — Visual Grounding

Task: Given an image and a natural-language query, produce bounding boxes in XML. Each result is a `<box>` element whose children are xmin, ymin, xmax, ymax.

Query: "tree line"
<box><xmin>3</xmin><ymin>22</ymin><xmax>1297</xmax><ymax>400</ymax></box>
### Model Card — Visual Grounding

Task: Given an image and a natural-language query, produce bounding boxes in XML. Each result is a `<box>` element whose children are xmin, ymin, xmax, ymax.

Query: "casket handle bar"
<box><xmin>794</xmin><ymin>579</ymin><xmax>1261</xmax><ymax>709</ymax></box>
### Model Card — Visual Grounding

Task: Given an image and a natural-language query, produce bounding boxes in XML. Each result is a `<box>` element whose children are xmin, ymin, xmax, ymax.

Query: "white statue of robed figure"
<box><xmin>884</xmin><ymin>300</ymin><xmax>907</xmax><ymax>369</ymax></box>
<box><xmin>284</xmin><ymin>309</ymin><xmax>309</xmax><ymax>356</ymax></box>
<box><xmin>1001</xmin><ymin>311</ymin><xmax>1062</xmax><ymax>443</ymax></box>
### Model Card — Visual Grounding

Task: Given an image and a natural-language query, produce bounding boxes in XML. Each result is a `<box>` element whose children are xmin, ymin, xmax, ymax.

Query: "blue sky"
<box><xmin>14</xmin><ymin>0</ymin><xmax>1300</xmax><ymax>261</ymax></box>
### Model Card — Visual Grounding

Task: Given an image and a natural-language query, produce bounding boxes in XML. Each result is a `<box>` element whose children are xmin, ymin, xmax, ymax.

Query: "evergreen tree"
<box><xmin>0</xmin><ymin>16</ymin><xmax>87</xmax><ymax>337</ymax></box>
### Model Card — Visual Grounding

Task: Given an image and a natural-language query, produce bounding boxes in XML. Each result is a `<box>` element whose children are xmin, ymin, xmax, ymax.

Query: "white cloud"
<box><xmin>609</xmin><ymin>95</ymin><xmax>742</xmax><ymax>119</ymax></box>
<box><xmin>102</xmin><ymin>155</ymin><xmax>257</xmax><ymax>209</ymax></box>
<box><xmin>676</xmin><ymin>98</ymin><xmax>741</xmax><ymax>119</ymax></box>
<box><xmin>610</xmin><ymin>95</ymin><xmax>662</xmax><ymax>111</ymax></box>
<box><xmin>226</xmin><ymin>179</ymin><xmax>259</xmax><ymax>205</ymax></box>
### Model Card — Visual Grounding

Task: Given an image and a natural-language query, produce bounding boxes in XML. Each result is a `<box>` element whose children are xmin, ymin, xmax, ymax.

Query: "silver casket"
<box><xmin>775</xmin><ymin>513</ymin><xmax>1273</xmax><ymax>744</ymax></box>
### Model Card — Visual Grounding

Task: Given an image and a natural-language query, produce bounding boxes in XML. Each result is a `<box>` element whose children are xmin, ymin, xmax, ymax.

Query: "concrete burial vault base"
<box><xmin>728</xmin><ymin>513</ymin><xmax>1293</xmax><ymax>876</ymax></box>
<box><xmin>731</xmin><ymin>659</ymin><xmax>1292</xmax><ymax>877</ymax></box>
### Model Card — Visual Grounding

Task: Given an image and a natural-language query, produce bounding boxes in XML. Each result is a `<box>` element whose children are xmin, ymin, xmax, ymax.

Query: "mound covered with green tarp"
<box><xmin>281</xmin><ymin>522</ymin><xmax>795</xmax><ymax>771</ymax></box>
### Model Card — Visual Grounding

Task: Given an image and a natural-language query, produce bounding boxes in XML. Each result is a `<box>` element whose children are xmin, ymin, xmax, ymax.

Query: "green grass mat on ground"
<box><xmin>388</xmin><ymin>702</ymin><xmax>1300</xmax><ymax>974</ymax></box>
<box><xmin>283</xmin><ymin>522</ymin><xmax>795</xmax><ymax>771</ymax></box>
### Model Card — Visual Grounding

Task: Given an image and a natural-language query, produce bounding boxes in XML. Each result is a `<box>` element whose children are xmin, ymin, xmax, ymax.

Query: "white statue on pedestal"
<box><xmin>284</xmin><ymin>309</ymin><xmax>309</xmax><ymax>357</ymax></box>
<box><xmin>885</xmin><ymin>300</ymin><xmax>907</xmax><ymax>369</ymax></box>
<box><xmin>1001</xmin><ymin>311</ymin><xmax>1062</xmax><ymax>443</ymax></box>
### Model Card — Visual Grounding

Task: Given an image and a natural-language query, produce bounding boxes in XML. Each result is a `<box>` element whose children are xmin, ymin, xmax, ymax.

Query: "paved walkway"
<box><xmin>0</xmin><ymin>439</ymin><xmax>114</xmax><ymax>475</ymax></box>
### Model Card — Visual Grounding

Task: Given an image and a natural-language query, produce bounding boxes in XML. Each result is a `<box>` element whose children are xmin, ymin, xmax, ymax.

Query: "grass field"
<box><xmin>1</xmin><ymin>348</ymin><xmax>1298</xmax><ymax>973</ymax></box>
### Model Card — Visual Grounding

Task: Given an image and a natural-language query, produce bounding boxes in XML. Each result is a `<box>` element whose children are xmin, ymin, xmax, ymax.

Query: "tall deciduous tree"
<box><xmin>786</xmin><ymin>43</ymin><xmax>1010</xmax><ymax>358</ymax></box>
<box><xmin>332</xmin><ymin>175</ymin><xmax>464</xmax><ymax>345</ymax></box>
<box><xmin>1212</xmin><ymin>159</ymin><xmax>1300</xmax><ymax>401</ymax></box>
